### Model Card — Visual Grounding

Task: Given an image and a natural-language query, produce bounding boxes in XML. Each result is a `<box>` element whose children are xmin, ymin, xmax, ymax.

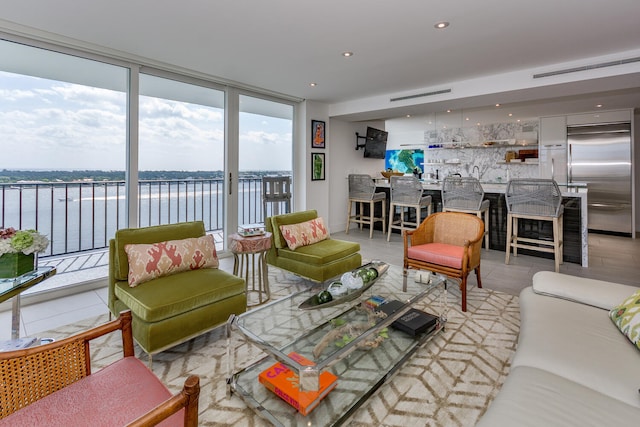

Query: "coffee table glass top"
<box><xmin>233</xmin><ymin>262</ymin><xmax>443</xmax><ymax>370</ymax></box>
<box><xmin>229</xmin><ymin>263</ymin><xmax>448</xmax><ymax>426</ymax></box>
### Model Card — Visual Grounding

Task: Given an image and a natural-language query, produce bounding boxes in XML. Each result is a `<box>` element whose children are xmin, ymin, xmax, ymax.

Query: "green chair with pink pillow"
<box><xmin>108</xmin><ymin>221</ymin><xmax>246</xmax><ymax>362</ymax></box>
<box><xmin>266</xmin><ymin>210</ymin><xmax>361</xmax><ymax>282</ymax></box>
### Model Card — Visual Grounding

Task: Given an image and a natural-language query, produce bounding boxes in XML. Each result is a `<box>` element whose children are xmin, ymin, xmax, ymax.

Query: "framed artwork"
<box><xmin>311</xmin><ymin>120</ymin><xmax>326</xmax><ymax>148</ymax></box>
<box><xmin>311</xmin><ymin>153</ymin><xmax>325</xmax><ymax>181</ymax></box>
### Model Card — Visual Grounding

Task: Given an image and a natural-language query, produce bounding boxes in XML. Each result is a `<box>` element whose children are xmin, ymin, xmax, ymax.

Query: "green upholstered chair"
<box><xmin>265</xmin><ymin>210</ymin><xmax>362</xmax><ymax>282</ymax></box>
<box><xmin>108</xmin><ymin>221</ymin><xmax>246</xmax><ymax>361</ymax></box>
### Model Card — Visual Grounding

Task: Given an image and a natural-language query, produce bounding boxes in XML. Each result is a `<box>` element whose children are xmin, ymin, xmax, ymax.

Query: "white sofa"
<box><xmin>476</xmin><ymin>271</ymin><xmax>640</xmax><ymax>426</ymax></box>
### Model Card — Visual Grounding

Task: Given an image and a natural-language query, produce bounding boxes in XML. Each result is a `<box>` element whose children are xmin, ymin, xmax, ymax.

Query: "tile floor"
<box><xmin>1</xmin><ymin>230</ymin><xmax>639</xmax><ymax>341</ymax></box>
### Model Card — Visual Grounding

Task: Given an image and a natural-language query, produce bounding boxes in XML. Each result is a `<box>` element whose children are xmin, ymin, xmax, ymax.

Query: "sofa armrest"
<box><xmin>532</xmin><ymin>271</ymin><xmax>639</xmax><ymax>310</ymax></box>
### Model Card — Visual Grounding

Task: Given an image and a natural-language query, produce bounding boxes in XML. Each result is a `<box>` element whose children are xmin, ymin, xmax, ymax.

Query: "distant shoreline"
<box><xmin>0</xmin><ymin>170</ymin><xmax>291</xmax><ymax>184</ymax></box>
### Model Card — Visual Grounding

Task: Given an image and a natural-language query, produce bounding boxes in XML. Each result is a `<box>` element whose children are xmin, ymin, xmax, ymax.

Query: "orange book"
<box><xmin>258</xmin><ymin>352</ymin><xmax>338</xmax><ymax>416</ymax></box>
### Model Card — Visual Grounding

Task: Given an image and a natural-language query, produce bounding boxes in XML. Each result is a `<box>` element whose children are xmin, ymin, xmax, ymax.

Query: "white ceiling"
<box><xmin>1</xmin><ymin>0</ymin><xmax>640</xmax><ymax>122</ymax></box>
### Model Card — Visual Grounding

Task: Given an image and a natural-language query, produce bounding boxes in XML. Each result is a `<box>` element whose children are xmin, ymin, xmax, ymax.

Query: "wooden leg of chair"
<box><xmin>345</xmin><ymin>200</ymin><xmax>352</xmax><ymax>234</ymax></box>
<box><xmin>553</xmin><ymin>217</ymin><xmax>561</xmax><ymax>273</ymax></box>
<box><xmin>513</xmin><ymin>217</ymin><xmax>519</xmax><ymax>257</ymax></box>
<box><xmin>387</xmin><ymin>203</ymin><xmax>394</xmax><ymax>241</ymax></box>
<box><xmin>359</xmin><ymin>202</ymin><xmax>364</xmax><ymax>230</ymax></box>
<box><xmin>475</xmin><ymin>265</ymin><xmax>482</xmax><ymax>288</ymax></box>
<box><xmin>505</xmin><ymin>213</ymin><xmax>513</xmax><ymax>265</ymax></box>
<box><xmin>368</xmin><ymin>201</ymin><xmax>374</xmax><ymax>238</ymax></box>
<box><xmin>482</xmin><ymin>209</ymin><xmax>490</xmax><ymax>250</ymax></box>
<box><xmin>559</xmin><ymin>214</ymin><xmax>564</xmax><ymax>265</ymax></box>
<box><xmin>461</xmin><ymin>276</ymin><xmax>467</xmax><ymax>312</ymax></box>
<box><xmin>382</xmin><ymin>199</ymin><xmax>386</xmax><ymax>235</ymax></box>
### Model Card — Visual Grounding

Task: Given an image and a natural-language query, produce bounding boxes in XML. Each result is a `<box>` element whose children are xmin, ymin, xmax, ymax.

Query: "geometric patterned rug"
<box><xmin>42</xmin><ymin>265</ymin><xmax>520</xmax><ymax>427</ymax></box>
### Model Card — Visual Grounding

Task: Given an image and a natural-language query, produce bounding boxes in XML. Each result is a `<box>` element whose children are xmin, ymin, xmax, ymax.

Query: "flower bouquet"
<box><xmin>0</xmin><ymin>228</ymin><xmax>49</xmax><ymax>278</ymax></box>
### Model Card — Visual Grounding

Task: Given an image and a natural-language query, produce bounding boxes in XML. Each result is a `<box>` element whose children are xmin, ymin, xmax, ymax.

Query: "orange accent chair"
<box><xmin>0</xmin><ymin>311</ymin><xmax>200</xmax><ymax>426</ymax></box>
<box><xmin>403</xmin><ymin>211</ymin><xmax>484</xmax><ymax>312</ymax></box>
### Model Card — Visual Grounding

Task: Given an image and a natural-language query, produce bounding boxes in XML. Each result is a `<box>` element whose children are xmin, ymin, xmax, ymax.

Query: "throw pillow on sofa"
<box><xmin>279</xmin><ymin>217</ymin><xmax>329</xmax><ymax>250</ymax></box>
<box><xmin>125</xmin><ymin>234</ymin><xmax>219</xmax><ymax>287</ymax></box>
<box><xmin>609</xmin><ymin>288</ymin><xmax>640</xmax><ymax>350</ymax></box>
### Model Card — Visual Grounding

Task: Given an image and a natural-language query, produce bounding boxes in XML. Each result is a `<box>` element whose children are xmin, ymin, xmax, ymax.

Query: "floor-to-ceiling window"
<box><xmin>138</xmin><ymin>73</ymin><xmax>225</xmax><ymax>232</ymax></box>
<box><xmin>0</xmin><ymin>36</ymin><xmax>297</xmax><ymax>291</ymax></box>
<box><xmin>0</xmin><ymin>39</ymin><xmax>128</xmax><ymax>256</ymax></box>
<box><xmin>238</xmin><ymin>94</ymin><xmax>294</xmax><ymax>224</ymax></box>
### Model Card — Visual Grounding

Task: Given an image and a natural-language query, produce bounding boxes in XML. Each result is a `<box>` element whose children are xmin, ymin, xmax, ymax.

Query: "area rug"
<box><xmin>42</xmin><ymin>266</ymin><xmax>520</xmax><ymax>427</ymax></box>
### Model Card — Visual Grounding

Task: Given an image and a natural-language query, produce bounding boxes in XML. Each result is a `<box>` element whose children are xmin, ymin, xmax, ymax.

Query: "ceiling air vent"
<box><xmin>533</xmin><ymin>56</ymin><xmax>640</xmax><ymax>79</ymax></box>
<box><xmin>390</xmin><ymin>88</ymin><xmax>452</xmax><ymax>102</ymax></box>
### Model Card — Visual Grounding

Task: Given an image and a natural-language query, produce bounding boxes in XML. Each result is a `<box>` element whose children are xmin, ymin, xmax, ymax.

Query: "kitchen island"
<box><xmin>374</xmin><ymin>180</ymin><xmax>588</xmax><ymax>267</ymax></box>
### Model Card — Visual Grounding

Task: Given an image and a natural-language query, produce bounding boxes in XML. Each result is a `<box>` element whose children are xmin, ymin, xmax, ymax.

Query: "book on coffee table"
<box><xmin>377</xmin><ymin>299</ymin><xmax>439</xmax><ymax>337</ymax></box>
<box><xmin>391</xmin><ymin>308</ymin><xmax>439</xmax><ymax>337</ymax></box>
<box><xmin>258</xmin><ymin>352</ymin><xmax>338</xmax><ymax>416</ymax></box>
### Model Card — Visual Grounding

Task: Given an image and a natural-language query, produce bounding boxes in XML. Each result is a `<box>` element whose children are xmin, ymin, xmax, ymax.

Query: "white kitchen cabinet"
<box><xmin>539</xmin><ymin>116</ymin><xmax>568</xmax><ymax>184</ymax></box>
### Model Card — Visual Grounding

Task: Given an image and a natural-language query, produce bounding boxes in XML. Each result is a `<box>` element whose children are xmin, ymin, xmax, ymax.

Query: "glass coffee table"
<box><xmin>227</xmin><ymin>262</ymin><xmax>448</xmax><ymax>426</ymax></box>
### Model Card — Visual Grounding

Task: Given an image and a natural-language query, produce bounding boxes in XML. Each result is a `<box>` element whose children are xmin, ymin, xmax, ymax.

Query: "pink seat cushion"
<box><xmin>408</xmin><ymin>242</ymin><xmax>464</xmax><ymax>269</ymax></box>
<box><xmin>3</xmin><ymin>357</ymin><xmax>183</xmax><ymax>427</ymax></box>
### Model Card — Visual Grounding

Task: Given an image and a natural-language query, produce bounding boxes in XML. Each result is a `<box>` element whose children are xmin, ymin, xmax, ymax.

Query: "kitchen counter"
<box><xmin>375</xmin><ymin>179</ymin><xmax>588</xmax><ymax>267</ymax></box>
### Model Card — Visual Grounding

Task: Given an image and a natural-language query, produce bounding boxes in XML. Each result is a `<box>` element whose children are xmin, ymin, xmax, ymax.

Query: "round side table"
<box><xmin>228</xmin><ymin>232</ymin><xmax>272</xmax><ymax>307</ymax></box>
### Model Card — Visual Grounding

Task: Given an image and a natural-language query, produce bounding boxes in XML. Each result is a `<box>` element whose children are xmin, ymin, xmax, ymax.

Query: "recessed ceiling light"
<box><xmin>465</xmin><ymin>117</ymin><xmax>470</xmax><ymax>121</ymax></box>
<box><xmin>595</xmin><ymin>104</ymin><xmax>603</xmax><ymax>108</ymax></box>
<box><xmin>446</xmin><ymin>109</ymin><xmax>452</xmax><ymax>113</ymax></box>
<box><xmin>434</xmin><ymin>21</ymin><xmax>450</xmax><ymax>29</ymax></box>
<box><xmin>476</xmin><ymin>122</ymin><xmax>481</xmax><ymax>126</ymax></box>
<box><xmin>406</xmin><ymin>114</ymin><xmax>411</xmax><ymax>118</ymax></box>
<box><xmin>508</xmin><ymin>113</ymin><xmax>513</xmax><ymax>117</ymax></box>
<box><xmin>495</xmin><ymin>103</ymin><xmax>501</xmax><ymax>107</ymax></box>
<box><xmin>342</xmin><ymin>52</ymin><xmax>354</xmax><ymax>57</ymax></box>
<box><xmin>309</xmin><ymin>82</ymin><xmax>317</xmax><ymax>87</ymax></box>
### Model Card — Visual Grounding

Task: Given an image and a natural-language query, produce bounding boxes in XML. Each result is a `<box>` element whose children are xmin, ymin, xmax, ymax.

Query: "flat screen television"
<box><xmin>363</xmin><ymin>127</ymin><xmax>388</xmax><ymax>159</ymax></box>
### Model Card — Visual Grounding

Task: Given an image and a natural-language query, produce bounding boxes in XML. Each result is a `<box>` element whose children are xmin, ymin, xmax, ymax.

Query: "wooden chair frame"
<box><xmin>0</xmin><ymin>311</ymin><xmax>200</xmax><ymax>426</ymax></box>
<box><xmin>403</xmin><ymin>212</ymin><xmax>484</xmax><ymax>312</ymax></box>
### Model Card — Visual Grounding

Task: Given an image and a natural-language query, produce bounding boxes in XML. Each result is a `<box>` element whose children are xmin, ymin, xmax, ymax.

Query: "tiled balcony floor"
<box><xmin>1</xmin><ymin>231</ymin><xmax>639</xmax><ymax>341</ymax></box>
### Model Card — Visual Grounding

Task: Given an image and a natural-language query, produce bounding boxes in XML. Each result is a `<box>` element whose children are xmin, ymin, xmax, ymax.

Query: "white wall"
<box><xmin>327</xmin><ymin>119</ymin><xmax>385</xmax><ymax>233</ymax></box>
<box><xmin>634</xmin><ymin>109</ymin><xmax>639</xmax><ymax>237</ymax></box>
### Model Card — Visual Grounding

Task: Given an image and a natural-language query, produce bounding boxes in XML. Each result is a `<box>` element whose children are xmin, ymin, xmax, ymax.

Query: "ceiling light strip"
<box><xmin>390</xmin><ymin>89</ymin><xmax>452</xmax><ymax>102</ymax></box>
<box><xmin>533</xmin><ymin>56</ymin><xmax>640</xmax><ymax>79</ymax></box>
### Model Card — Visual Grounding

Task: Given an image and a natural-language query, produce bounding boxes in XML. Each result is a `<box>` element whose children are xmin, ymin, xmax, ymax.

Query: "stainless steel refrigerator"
<box><xmin>568</xmin><ymin>122</ymin><xmax>632</xmax><ymax>235</ymax></box>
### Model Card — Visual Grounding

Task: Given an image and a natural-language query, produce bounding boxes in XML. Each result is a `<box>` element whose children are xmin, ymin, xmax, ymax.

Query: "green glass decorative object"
<box><xmin>0</xmin><ymin>253</ymin><xmax>35</xmax><ymax>278</ymax></box>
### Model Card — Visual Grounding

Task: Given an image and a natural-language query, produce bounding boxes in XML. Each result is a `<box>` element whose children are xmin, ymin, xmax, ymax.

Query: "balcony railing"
<box><xmin>1</xmin><ymin>177</ymin><xmax>289</xmax><ymax>262</ymax></box>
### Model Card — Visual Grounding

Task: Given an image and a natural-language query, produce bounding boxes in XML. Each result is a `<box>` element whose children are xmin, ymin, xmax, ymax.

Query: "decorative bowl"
<box><xmin>381</xmin><ymin>171</ymin><xmax>404</xmax><ymax>180</ymax></box>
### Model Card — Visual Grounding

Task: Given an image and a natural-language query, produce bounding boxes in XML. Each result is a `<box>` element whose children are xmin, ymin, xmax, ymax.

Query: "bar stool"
<box><xmin>505</xmin><ymin>178</ymin><xmax>564</xmax><ymax>272</ymax></box>
<box><xmin>346</xmin><ymin>174</ymin><xmax>386</xmax><ymax>238</ymax></box>
<box><xmin>262</xmin><ymin>176</ymin><xmax>291</xmax><ymax>220</ymax></box>
<box><xmin>441</xmin><ymin>176</ymin><xmax>490</xmax><ymax>249</ymax></box>
<box><xmin>387</xmin><ymin>175</ymin><xmax>432</xmax><ymax>241</ymax></box>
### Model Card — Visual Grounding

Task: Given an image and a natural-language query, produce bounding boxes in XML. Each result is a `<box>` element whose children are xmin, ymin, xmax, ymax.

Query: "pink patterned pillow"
<box><xmin>279</xmin><ymin>217</ymin><xmax>329</xmax><ymax>250</ymax></box>
<box><xmin>124</xmin><ymin>235</ymin><xmax>218</xmax><ymax>287</ymax></box>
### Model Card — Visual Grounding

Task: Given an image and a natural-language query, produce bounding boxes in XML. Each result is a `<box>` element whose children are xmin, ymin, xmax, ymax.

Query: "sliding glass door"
<box><xmin>138</xmin><ymin>73</ymin><xmax>225</xmax><ymax>235</ymax></box>
<box><xmin>238</xmin><ymin>94</ymin><xmax>293</xmax><ymax>226</ymax></box>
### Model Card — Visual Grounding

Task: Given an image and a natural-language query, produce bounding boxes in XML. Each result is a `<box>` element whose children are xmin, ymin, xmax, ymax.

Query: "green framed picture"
<box><xmin>311</xmin><ymin>153</ymin><xmax>325</xmax><ymax>181</ymax></box>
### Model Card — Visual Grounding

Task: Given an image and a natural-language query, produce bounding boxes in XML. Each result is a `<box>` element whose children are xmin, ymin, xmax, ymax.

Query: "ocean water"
<box><xmin>1</xmin><ymin>180</ymin><xmax>270</xmax><ymax>256</ymax></box>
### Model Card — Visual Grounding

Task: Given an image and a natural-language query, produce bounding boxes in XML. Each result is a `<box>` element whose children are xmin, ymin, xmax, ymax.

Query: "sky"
<box><xmin>0</xmin><ymin>71</ymin><xmax>293</xmax><ymax>172</ymax></box>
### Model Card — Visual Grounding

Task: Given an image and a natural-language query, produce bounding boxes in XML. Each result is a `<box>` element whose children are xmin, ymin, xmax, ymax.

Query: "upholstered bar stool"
<box><xmin>505</xmin><ymin>178</ymin><xmax>564</xmax><ymax>272</ymax></box>
<box><xmin>346</xmin><ymin>174</ymin><xmax>386</xmax><ymax>238</ymax></box>
<box><xmin>387</xmin><ymin>175</ymin><xmax>432</xmax><ymax>241</ymax></box>
<box><xmin>441</xmin><ymin>176</ymin><xmax>490</xmax><ymax>249</ymax></box>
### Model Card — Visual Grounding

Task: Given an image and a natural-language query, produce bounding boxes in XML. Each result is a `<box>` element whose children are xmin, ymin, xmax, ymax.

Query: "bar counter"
<box><xmin>374</xmin><ymin>179</ymin><xmax>588</xmax><ymax>267</ymax></box>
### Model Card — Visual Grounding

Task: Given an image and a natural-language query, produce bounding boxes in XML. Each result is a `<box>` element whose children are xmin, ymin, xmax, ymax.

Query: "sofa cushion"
<box><xmin>276</xmin><ymin>239</ymin><xmax>360</xmax><ymax>266</ymax></box>
<box><xmin>124</xmin><ymin>235</ymin><xmax>218</xmax><ymax>287</ymax></box>
<box><xmin>114</xmin><ymin>268</ymin><xmax>245</xmax><ymax>322</ymax></box>
<box><xmin>279</xmin><ymin>217</ymin><xmax>329</xmax><ymax>250</ymax></box>
<box><xmin>533</xmin><ymin>271</ymin><xmax>640</xmax><ymax>310</ymax></box>
<box><xmin>610</xmin><ymin>288</ymin><xmax>640</xmax><ymax>350</ymax></box>
<box><xmin>114</xmin><ymin>221</ymin><xmax>205</xmax><ymax>281</ymax></box>
<box><xmin>2</xmin><ymin>357</ymin><xmax>183</xmax><ymax>427</ymax></box>
<box><xmin>270</xmin><ymin>210</ymin><xmax>319</xmax><ymax>249</ymax></box>
<box><xmin>513</xmin><ymin>287</ymin><xmax>640</xmax><ymax>408</ymax></box>
<box><xmin>407</xmin><ymin>243</ymin><xmax>464</xmax><ymax>269</ymax></box>
<box><xmin>476</xmin><ymin>366</ymin><xmax>640</xmax><ymax>427</ymax></box>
